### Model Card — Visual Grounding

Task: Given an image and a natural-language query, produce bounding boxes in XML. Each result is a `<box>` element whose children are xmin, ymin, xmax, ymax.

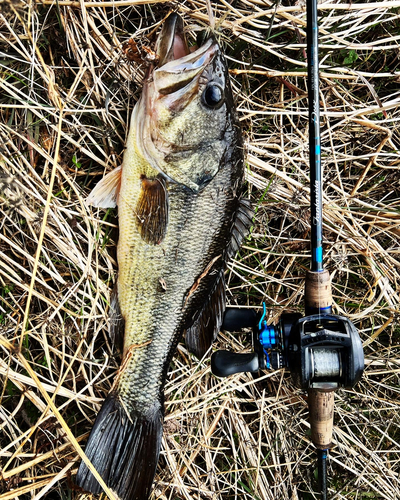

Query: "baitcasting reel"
<box><xmin>212</xmin><ymin>298</ymin><xmax>364</xmax><ymax>498</ymax></box>
<box><xmin>211</xmin><ymin>306</ymin><xmax>364</xmax><ymax>392</ymax></box>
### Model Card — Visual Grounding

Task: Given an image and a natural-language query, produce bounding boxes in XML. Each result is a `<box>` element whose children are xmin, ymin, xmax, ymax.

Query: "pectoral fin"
<box><xmin>86</xmin><ymin>166</ymin><xmax>122</xmax><ymax>208</ymax></box>
<box><xmin>136</xmin><ymin>175</ymin><xmax>169</xmax><ymax>245</ymax></box>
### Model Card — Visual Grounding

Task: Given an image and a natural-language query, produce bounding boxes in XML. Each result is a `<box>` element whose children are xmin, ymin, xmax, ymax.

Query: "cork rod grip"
<box><xmin>308</xmin><ymin>388</ymin><xmax>335</xmax><ymax>449</ymax></box>
<box><xmin>305</xmin><ymin>269</ymin><xmax>332</xmax><ymax>311</ymax></box>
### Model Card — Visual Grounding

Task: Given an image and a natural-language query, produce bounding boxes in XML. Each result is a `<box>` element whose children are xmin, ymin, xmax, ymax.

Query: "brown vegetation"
<box><xmin>0</xmin><ymin>0</ymin><xmax>399</xmax><ymax>498</ymax></box>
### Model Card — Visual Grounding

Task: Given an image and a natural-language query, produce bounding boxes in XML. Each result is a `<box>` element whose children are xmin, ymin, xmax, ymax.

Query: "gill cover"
<box><xmin>136</xmin><ymin>14</ymin><xmax>238</xmax><ymax>192</ymax></box>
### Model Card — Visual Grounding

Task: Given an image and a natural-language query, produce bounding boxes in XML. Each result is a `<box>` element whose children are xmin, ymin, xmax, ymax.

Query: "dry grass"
<box><xmin>1</xmin><ymin>0</ymin><xmax>400</xmax><ymax>499</ymax></box>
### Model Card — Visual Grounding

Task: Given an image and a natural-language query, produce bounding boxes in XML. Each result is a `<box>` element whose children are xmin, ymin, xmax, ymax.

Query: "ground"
<box><xmin>0</xmin><ymin>1</ymin><xmax>400</xmax><ymax>499</ymax></box>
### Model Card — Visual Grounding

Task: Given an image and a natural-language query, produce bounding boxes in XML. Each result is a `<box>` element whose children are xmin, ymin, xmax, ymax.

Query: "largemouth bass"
<box><xmin>76</xmin><ymin>13</ymin><xmax>251</xmax><ymax>500</ymax></box>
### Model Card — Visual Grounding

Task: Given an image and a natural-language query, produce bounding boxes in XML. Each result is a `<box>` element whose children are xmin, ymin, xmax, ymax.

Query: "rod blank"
<box><xmin>307</xmin><ymin>0</ymin><xmax>323</xmax><ymax>272</ymax></box>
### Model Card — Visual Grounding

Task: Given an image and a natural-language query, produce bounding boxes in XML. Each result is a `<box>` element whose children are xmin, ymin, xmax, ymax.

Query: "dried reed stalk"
<box><xmin>0</xmin><ymin>0</ymin><xmax>399</xmax><ymax>499</ymax></box>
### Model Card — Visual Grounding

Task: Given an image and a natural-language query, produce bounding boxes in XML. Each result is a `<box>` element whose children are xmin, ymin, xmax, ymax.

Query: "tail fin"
<box><xmin>76</xmin><ymin>392</ymin><xmax>163</xmax><ymax>500</ymax></box>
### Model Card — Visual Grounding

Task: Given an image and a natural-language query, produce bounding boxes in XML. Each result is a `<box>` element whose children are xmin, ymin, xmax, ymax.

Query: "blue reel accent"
<box><xmin>260</xmin><ymin>325</ymin><xmax>278</xmax><ymax>349</ymax></box>
<box><xmin>264</xmin><ymin>350</ymin><xmax>271</xmax><ymax>369</ymax></box>
<box><xmin>258</xmin><ymin>303</ymin><xmax>267</xmax><ymax>332</ymax></box>
<box><xmin>258</xmin><ymin>303</ymin><xmax>278</xmax><ymax>350</ymax></box>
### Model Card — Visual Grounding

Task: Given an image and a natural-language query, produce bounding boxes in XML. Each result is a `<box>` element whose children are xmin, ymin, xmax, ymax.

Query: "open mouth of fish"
<box><xmin>156</xmin><ymin>13</ymin><xmax>191</xmax><ymax>66</ymax></box>
<box><xmin>152</xmin><ymin>13</ymin><xmax>218</xmax><ymax>94</ymax></box>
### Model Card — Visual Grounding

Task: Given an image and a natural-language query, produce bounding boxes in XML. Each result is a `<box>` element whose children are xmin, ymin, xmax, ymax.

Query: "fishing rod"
<box><xmin>210</xmin><ymin>0</ymin><xmax>365</xmax><ymax>498</ymax></box>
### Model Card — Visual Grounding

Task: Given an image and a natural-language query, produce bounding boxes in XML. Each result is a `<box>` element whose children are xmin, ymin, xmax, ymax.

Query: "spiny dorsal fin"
<box><xmin>227</xmin><ymin>198</ymin><xmax>253</xmax><ymax>259</ymax></box>
<box><xmin>185</xmin><ymin>271</ymin><xmax>226</xmax><ymax>359</ymax></box>
<box><xmin>86</xmin><ymin>165</ymin><xmax>122</xmax><ymax>208</ymax></box>
<box><xmin>136</xmin><ymin>174</ymin><xmax>169</xmax><ymax>245</ymax></box>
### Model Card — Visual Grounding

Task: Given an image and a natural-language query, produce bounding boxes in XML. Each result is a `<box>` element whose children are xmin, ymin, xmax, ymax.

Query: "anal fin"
<box><xmin>136</xmin><ymin>174</ymin><xmax>169</xmax><ymax>245</ymax></box>
<box><xmin>185</xmin><ymin>272</ymin><xmax>226</xmax><ymax>359</ymax></box>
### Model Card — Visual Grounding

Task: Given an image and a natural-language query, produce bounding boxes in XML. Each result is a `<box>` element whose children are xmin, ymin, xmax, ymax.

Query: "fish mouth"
<box><xmin>155</xmin><ymin>13</ymin><xmax>190</xmax><ymax>67</ymax></box>
<box><xmin>154</xmin><ymin>13</ymin><xmax>217</xmax><ymax>73</ymax></box>
<box><xmin>152</xmin><ymin>15</ymin><xmax>218</xmax><ymax>96</ymax></box>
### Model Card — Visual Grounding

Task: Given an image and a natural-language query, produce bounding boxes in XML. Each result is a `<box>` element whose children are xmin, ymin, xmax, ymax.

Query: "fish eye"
<box><xmin>202</xmin><ymin>84</ymin><xmax>224</xmax><ymax>109</ymax></box>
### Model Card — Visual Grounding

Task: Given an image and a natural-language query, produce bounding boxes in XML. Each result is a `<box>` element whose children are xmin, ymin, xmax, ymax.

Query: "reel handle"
<box><xmin>211</xmin><ymin>350</ymin><xmax>260</xmax><ymax>377</ymax></box>
<box><xmin>221</xmin><ymin>308</ymin><xmax>258</xmax><ymax>331</ymax></box>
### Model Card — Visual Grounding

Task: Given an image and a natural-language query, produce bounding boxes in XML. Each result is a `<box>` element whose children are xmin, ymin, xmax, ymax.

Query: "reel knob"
<box><xmin>221</xmin><ymin>308</ymin><xmax>258</xmax><ymax>331</ymax></box>
<box><xmin>211</xmin><ymin>350</ymin><xmax>260</xmax><ymax>377</ymax></box>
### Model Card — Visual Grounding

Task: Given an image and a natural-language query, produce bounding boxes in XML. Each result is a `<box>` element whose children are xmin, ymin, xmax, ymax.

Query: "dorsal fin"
<box><xmin>86</xmin><ymin>166</ymin><xmax>122</xmax><ymax>208</ymax></box>
<box><xmin>185</xmin><ymin>272</ymin><xmax>226</xmax><ymax>358</ymax></box>
<box><xmin>135</xmin><ymin>174</ymin><xmax>169</xmax><ymax>245</ymax></box>
<box><xmin>185</xmin><ymin>198</ymin><xmax>252</xmax><ymax>358</ymax></box>
<box><xmin>227</xmin><ymin>198</ymin><xmax>253</xmax><ymax>258</ymax></box>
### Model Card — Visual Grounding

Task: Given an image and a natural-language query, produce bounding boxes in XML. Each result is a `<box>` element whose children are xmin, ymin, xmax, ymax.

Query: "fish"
<box><xmin>75</xmin><ymin>13</ymin><xmax>252</xmax><ymax>500</ymax></box>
